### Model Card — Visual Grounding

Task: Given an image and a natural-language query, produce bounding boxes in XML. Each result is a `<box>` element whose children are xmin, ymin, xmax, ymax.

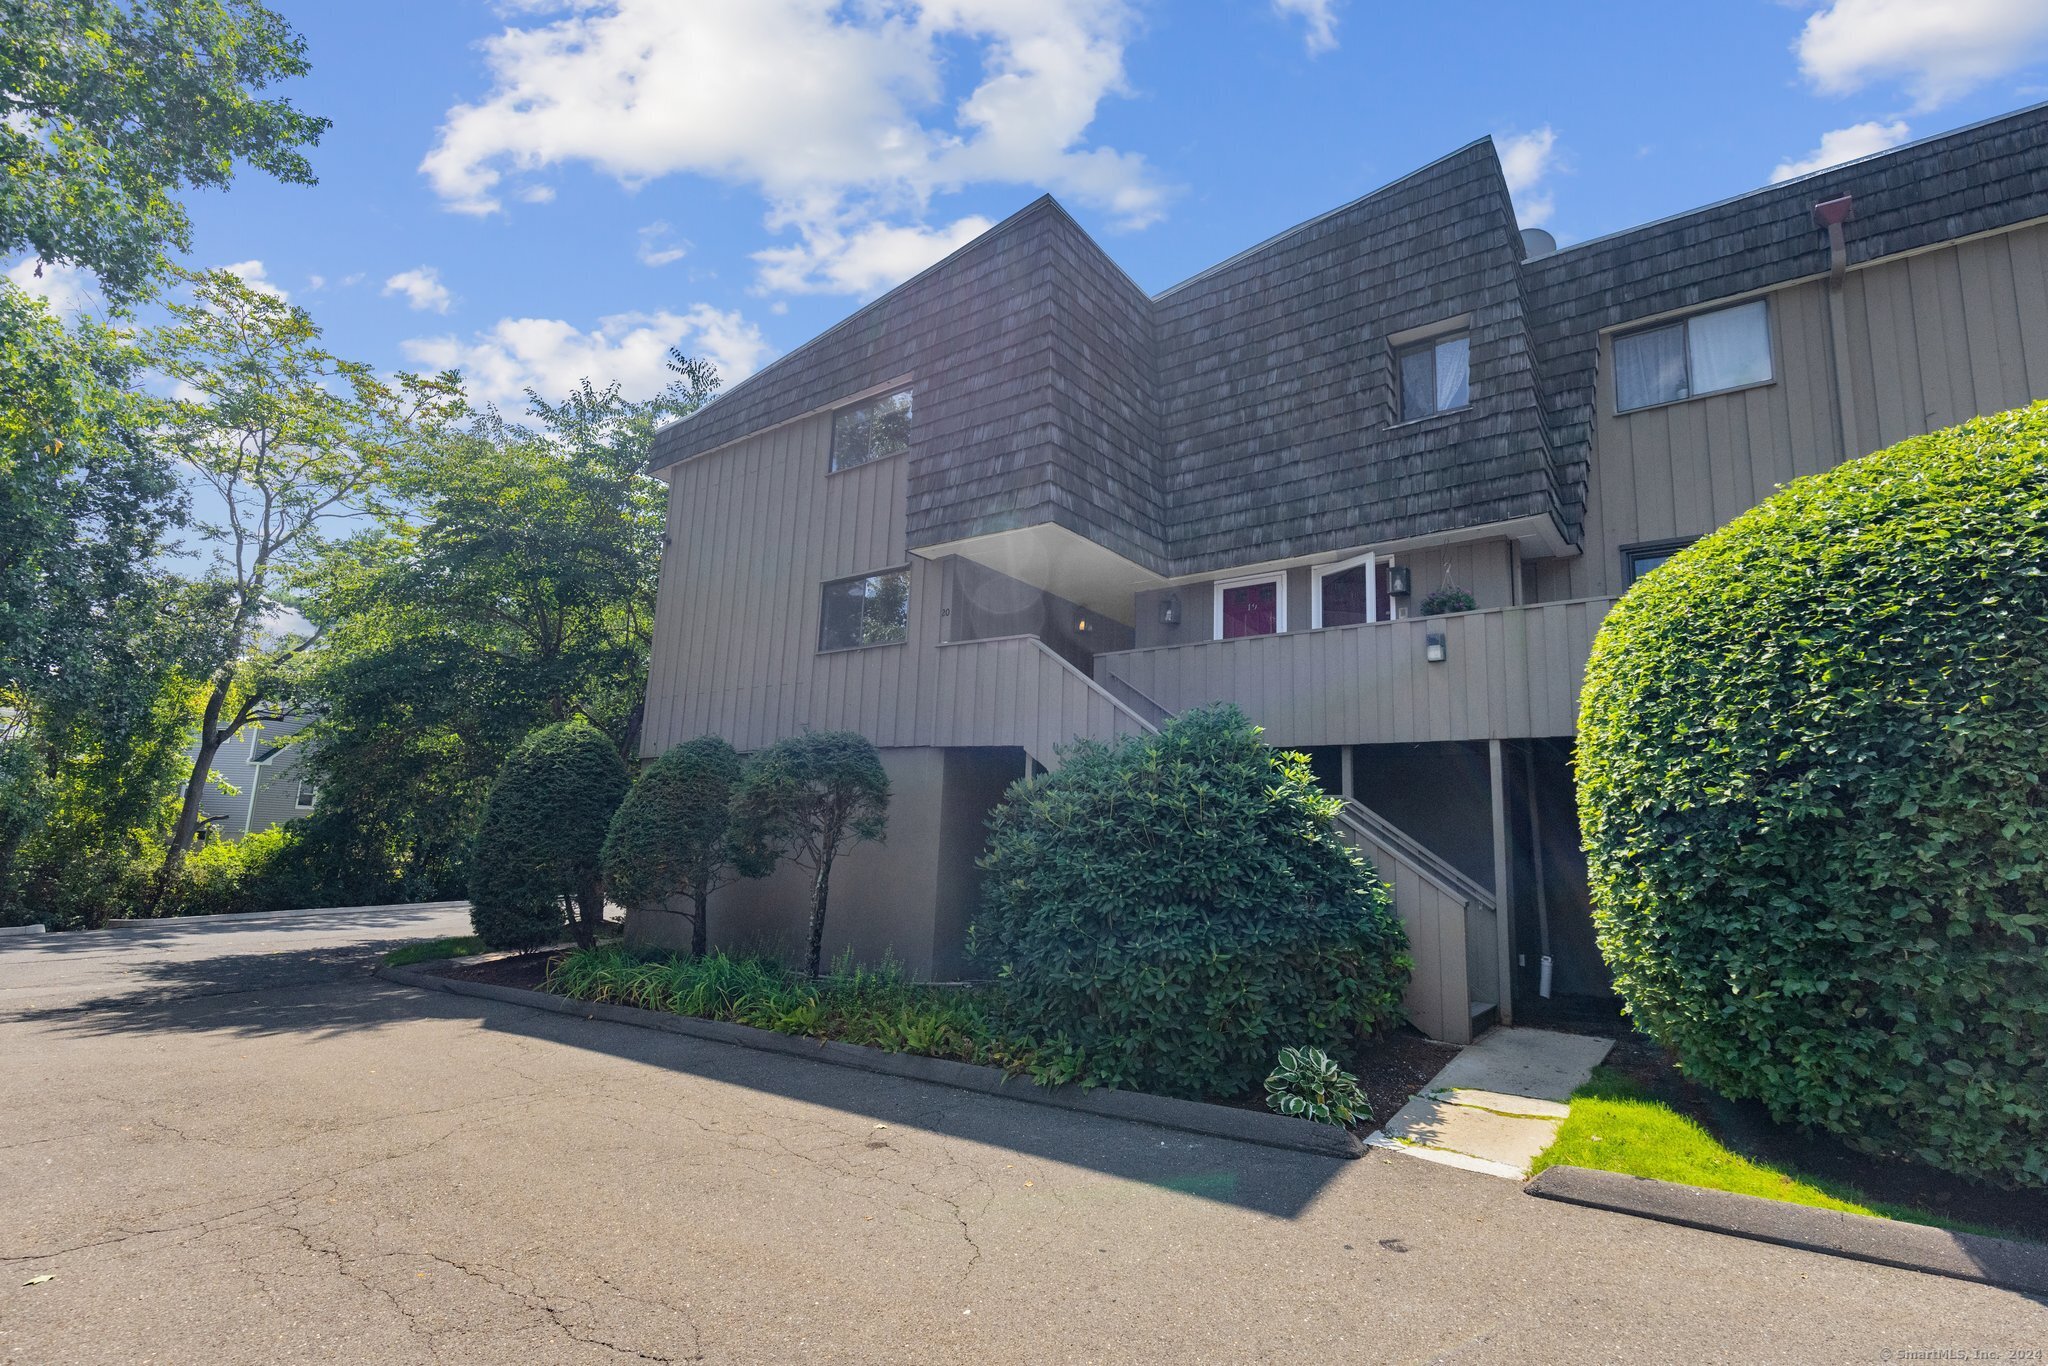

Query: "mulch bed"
<box><xmin>435</xmin><ymin>951</ymin><xmax>562</xmax><ymax>991</ymax></box>
<box><xmin>1337</xmin><ymin>1027</ymin><xmax>1461</xmax><ymax>1128</ymax></box>
<box><xmin>1598</xmin><ymin>1031</ymin><xmax>2048</xmax><ymax>1242</ymax></box>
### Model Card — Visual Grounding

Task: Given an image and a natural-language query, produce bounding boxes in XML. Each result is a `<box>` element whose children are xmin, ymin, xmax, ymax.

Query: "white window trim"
<box><xmin>1612</xmin><ymin>298</ymin><xmax>1774</xmax><ymax>415</ymax></box>
<box><xmin>1213</xmin><ymin>572</ymin><xmax>1288</xmax><ymax>640</ymax></box>
<box><xmin>1309</xmin><ymin>552</ymin><xmax>1389</xmax><ymax>629</ymax></box>
<box><xmin>295</xmin><ymin>781</ymin><xmax>317</xmax><ymax>810</ymax></box>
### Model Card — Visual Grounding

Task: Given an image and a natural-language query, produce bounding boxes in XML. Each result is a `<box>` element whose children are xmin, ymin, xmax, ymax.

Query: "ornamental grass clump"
<box><xmin>970</xmin><ymin>704</ymin><xmax>1409</xmax><ymax>1100</ymax></box>
<box><xmin>1265</xmin><ymin>1046</ymin><xmax>1369</xmax><ymax>1127</ymax></box>
<box><xmin>1577</xmin><ymin>401</ymin><xmax>2048</xmax><ymax>1188</ymax></box>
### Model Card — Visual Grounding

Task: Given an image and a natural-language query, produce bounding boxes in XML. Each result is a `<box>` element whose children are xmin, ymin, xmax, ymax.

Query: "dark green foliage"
<box><xmin>601</xmin><ymin>735</ymin><xmax>752</xmax><ymax>956</ymax></box>
<box><xmin>549</xmin><ymin>946</ymin><xmax>1002</xmax><ymax>1065</ymax></box>
<box><xmin>1578</xmin><ymin>402</ymin><xmax>2048</xmax><ymax>1188</ymax></box>
<box><xmin>970</xmin><ymin>704</ymin><xmax>1410</xmax><ymax>1100</ymax></box>
<box><xmin>1419</xmin><ymin>586</ymin><xmax>1476</xmax><ymax>615</ymax></box>
<box><xmin>0</xmin><ymin>0</ymin><xmax>329</xmax><ymax>294</ymax></box>
<box><xmin>469</xmin><ymin>722</ymin><xmax>629</xmax><ymax>951</ymax></box>
<box><xmin>727</xmin><ymin>731</ymin><xmax>890</xmax><ymax>978</ymax></box>
<box><xmin>287</xmin><ymin>361</ymin><xmax>718</xmax><ymax>901</ymax></box>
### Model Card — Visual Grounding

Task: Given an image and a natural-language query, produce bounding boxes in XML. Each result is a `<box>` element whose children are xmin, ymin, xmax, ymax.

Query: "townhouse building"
<box><xmin>635</xmin><ymin>105</ymin><xmax>2048</xmax><ymax>1041</ymax></box>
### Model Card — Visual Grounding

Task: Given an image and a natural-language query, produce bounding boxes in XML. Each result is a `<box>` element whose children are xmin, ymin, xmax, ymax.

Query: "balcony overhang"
<box><xmin>913</xmin><ymin>523</ymin><xmax>1166</xmax><ymax>625</ymax></box>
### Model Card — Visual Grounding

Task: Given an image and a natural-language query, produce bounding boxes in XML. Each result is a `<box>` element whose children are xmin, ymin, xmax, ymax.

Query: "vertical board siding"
<box><xmin>1333</xmin><ymin>824</ymin><xmax>1473</xmax><ymax>1045</ymax></box>
<box><xmin>1094</xmin><ymin>597</ymin><xmax>1616</xmax><ymax>747</ymax></box>
<box><xmin>642</xmin><ymin>412</ymin><xmax>1149</xmax><ymax>761</ymax></box>
<box><xmin>1540</xmin><ymin>220</ymin><xmax>2048</xmax><ymax>602</ymax></box>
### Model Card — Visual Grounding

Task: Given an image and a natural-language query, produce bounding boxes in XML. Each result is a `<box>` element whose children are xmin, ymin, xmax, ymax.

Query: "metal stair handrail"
<box><xmin>1335</xmin><ymin>798</ymin><xmax>1496</xmax><ymax>911</ymax></box>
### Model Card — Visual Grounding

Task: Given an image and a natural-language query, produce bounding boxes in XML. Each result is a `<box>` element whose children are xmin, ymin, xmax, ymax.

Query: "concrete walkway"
<box><xmin>1367</xmin><ymin>1027</ymin><xmax>1614</xmax><ymax>1178</ymax></box>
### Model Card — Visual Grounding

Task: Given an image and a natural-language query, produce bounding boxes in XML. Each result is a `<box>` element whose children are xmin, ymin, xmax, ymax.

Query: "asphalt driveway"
<box><xmin>1</xmin><ymin>907</ymin><xmax>2040</xmax><ymax>1363</ymax></box>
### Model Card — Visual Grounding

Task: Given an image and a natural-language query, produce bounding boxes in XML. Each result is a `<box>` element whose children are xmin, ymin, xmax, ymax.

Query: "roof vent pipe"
<box><xmin>1813</xmin><ymin>194</ymin><xmax>1854</xmax><ymax>281</ymax></box>
<box><xmin>1519</xmin><ymin>227</ymin><xmax>1557</xmax><ymax>260</ymax></box>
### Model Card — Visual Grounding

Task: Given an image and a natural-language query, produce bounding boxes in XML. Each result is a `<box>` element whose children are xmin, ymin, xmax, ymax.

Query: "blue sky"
<box><xmin>16</xmin><ymin>0</ymin><xmax>2048</xmax><ymax>412</ymax></box>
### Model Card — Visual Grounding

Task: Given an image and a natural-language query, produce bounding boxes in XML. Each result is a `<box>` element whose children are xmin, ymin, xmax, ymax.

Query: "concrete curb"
<box><xmin>102</xmin><ymin>900</ymin><xmax>471</xmax><ymax>930</ymax></box>
<box><xmin>1526</xmin><ymin>1165</ymin><xmax>2048</xmax><ymax>1296</ymax></box>
<box><xmin>0</xmin><ymin>923</ymin><xmax>48</xmax><ymax>938</ymax></box>
<box><xmin>377</xmin><ymin>961</ymin><xmax>1362</xmax><ymax>1161</ymax></box>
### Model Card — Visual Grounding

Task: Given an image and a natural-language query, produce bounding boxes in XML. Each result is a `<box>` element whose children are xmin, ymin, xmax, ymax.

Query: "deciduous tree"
<box><xmin>728</xmin><ymin>732</ymin><xmax>889</xmax><ymax>979</ymax></box>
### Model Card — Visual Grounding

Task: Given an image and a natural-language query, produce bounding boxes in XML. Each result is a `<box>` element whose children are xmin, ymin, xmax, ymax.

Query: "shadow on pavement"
<box><xmin>12</xmin><ymin>943</ymin><xmax>1355</xmax><ymax>1220</ymax></box>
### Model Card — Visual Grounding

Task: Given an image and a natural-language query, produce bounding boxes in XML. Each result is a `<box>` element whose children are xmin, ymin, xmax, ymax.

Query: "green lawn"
<box><xmin>383</xmin><ymin>936</ymin><xmax>484</xmax><ymax>967</ymax></box>
<box><xmin>1531</xmin><ymin>1068</ymin><xmax>2005</xmax><ymax>1237</ymax></box>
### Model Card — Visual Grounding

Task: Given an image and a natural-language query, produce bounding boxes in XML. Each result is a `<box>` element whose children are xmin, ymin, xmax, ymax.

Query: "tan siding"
<box><xmin>643</xmin><ymin>410</ymin><xmax>1148</xmax><ymax>760</ymax></box>
<box><xmin>1095</xmin><ymin>597</ymin><xmax>1614</xmax><ymax>747</ymax></box>
<box><xmin>1538</xmin><ymin>219</ymin><xmax>2048</xmax><ymax>602</ymax></box>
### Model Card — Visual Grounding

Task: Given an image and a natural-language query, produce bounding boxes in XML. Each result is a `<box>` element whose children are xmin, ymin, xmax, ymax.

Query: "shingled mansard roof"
<box><xmin>650</xmin><ymin>102</ymin><xmax>2048</xmax><ymax>578</ymax></box>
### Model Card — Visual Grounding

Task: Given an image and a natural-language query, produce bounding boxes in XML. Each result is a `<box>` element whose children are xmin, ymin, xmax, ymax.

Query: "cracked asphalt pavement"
<box><xmin>2</xmin><ymin>907</ymin><xmax>2042</xmax><ymax>1363</ymax></box>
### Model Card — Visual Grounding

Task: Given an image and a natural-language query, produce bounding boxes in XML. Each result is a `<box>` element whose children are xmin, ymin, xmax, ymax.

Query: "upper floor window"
<box><xmin>1397</xmin><ymin>333</ymin><xmax>1470</xmax><ymax>422</ymax></box>
<box><xmin>1614</xmin><ymin>299</ymin><xmax>1771</xmax><ymax>413</ymax></box>
<box><xmin>830</xmin><ymin>389</ymin><xmax>913</xmax><ymax>472</ymax></box>
<box><xmin>820</xmin><ymin>570</ymin><xmax>910</xmax><ymax>651</ymax></box>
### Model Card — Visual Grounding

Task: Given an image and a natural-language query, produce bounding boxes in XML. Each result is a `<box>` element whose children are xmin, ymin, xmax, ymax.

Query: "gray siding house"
<box><xmin>191</xmin><ymin>714</ymin><xmax>318</xmax><ymax>842</ymax></box>
<box><xmin>636</xmin><ymin>105</ymin><xmax>2048</xmax><ymax>1042</ymax></box>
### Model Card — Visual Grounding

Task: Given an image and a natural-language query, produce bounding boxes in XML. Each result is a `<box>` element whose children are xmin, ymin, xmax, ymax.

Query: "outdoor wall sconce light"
<box><xmin>1158</xmin><ymin>595</ymin><xmax>1181</xmax><ymax>627</ymax></box>
<box><xmin>1074</xmin><ymin>609</ymin><xmax>1091</xmax><ymax>633</ymax></box>
<box><xmin>1425</xmin><ymin>631</ymin><xmax>1447</xmax><ymax>664</ymax></box>
<box><xmin>1386</xmin><ymin>565</ymin><xmax>1413</xmax><ymax>598</ymax></box>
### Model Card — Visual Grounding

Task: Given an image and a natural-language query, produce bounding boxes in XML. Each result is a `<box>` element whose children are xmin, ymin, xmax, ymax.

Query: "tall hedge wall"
<box><xmin>1578</xmin><ymin>402</ymin><xmax>2048</xmax><ymax>1187</ymax></box>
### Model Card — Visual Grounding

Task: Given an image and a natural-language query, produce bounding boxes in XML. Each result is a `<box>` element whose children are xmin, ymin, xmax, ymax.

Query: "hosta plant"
<box><xmin>1264</xmin><ymin>1045</ymin><xmax>1370</xmax><ymax>1128</ymax></box>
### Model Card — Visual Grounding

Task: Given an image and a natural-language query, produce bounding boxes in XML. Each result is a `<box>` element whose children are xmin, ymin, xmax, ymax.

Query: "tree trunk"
<box><xmin>805</xmin><ymin>856</ymin><xmax>832</xmax><ymax>979</ymax></box>
<box><xmin>149</xmin><ymin>676</ymin><xmax>231</xmax><ymax>913</ymax></box>
<box><xmin>573</xmin><ymin>873</ymin><xmax>604</xmax><ymax>950</ymax></box>
<box><xmin>691</xmin><ymin>887</ymin><xmax>709</xmax><ymax>958</ymax></box>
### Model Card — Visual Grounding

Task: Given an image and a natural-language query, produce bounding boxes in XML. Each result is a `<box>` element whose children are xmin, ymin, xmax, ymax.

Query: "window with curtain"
<box><xmin>1614</xmin><ymin>300</ymin><xmax>1771</xmax><ymax>412</ymax></box>
<box><xmin>819</xmin><ymin>570</ymin><xmax>911</xmax><ymax>650</ymax></box>
<box><xmin>829</xmin><ymin>389</ymin><xmax>913</xmax><ymax>471</ymax></box>
<box><xmin>1396</xmin><ymin>333</ymin><xmax>1470</xmax><ymax>421</ymax></box>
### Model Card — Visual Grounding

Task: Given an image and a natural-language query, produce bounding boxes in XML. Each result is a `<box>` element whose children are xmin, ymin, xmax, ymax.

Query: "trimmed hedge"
<box><xmin>970</xmin><ymin>704</ymin><xmax>1409</xmax><ymax>1099</ymax></box>
<box><xmin>469</xmin><ymin>721</ymin><xmax>629</xmax><ymax>951</ymax></box>
<box><xmin>601</xmin><ymin>735</ymin><xmax>747</xmax><ymax>956</ymax></box>
<box><xmin>1578</xmin><ymin>402</ymin><xmax>2048</xmax><ymax>1187</ymax></box>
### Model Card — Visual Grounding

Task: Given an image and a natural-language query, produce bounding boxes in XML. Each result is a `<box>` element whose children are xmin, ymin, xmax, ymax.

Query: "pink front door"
<box><xmin>1220</xmin><ymin>580</ymin><xmax>1279</xmax><ymax>638</ymax></box>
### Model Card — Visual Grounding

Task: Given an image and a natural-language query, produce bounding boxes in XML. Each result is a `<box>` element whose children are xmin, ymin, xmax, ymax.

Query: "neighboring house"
<box><xmin>637</xmin><ymin>105</ymin><xmax>2048</xmax><ymax>1041</ymax></box>
<box><xmin>191</xmin><ymin>714</ymin><xmax>318</xmax><ymax>842</ymax></box>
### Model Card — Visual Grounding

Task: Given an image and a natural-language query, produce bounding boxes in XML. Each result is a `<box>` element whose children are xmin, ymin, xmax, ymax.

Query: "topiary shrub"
<box><xmin>970</xmin><ymin>703</ymin><xmax>1409</xmax><ymax>1100</ymax></box>
<box><xmin>727</xmin><ymin>731</ymin><xmax>889</xmax><ymax>979</ymax></box>
<box><xmin>469</xmin><ymin>721</ymin><xmax>630</xmax><ymax>951</ymax></box>
<box><xmin>1578</xmin><ymin>401</ymin><xmax>2048</xmax><ymax>1188</ymax></box>
<box><xmin>601</xmin><ymin>734</ymin><xmax>754</xmax><ymax>957</ymax></box>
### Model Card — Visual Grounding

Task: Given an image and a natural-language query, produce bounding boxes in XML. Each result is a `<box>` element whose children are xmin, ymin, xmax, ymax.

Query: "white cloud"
<box><xmin>402</xmin><ymin>305</ymin><xmax>773</xmax><ymax>409</ymax></box>
<box><xmin>1771</xmin><ymin>119</ymin><xmax>1912</xmax><ymax>182</ymax></box>
<box><xmin>222</xmin><ymin>259</ymin><xmax>289</xmax><ymax>299</ymax></box>
<box><xmin>307</xmin><ymin>273</ymin><xmax>327</xmax><ymax>291</ymax></box>
<box><xmin>420</xmin><ymin>0</ymin><xmax>1169</xmax><ymax>297</ymax></box>
<box><xmin>1273</xmin><ymin>0</ymin><xmax>1339</xmax><ymax>54</ymax></box>
<box><xmin>1795</xmin><ymin>0</ymin><xmax>2048</xmax><ymax>108</ymax></box>
<box><xmin>1496</xmin><ymin>126</ymin><xmax>1561</xmax><ymax>228</ymax></box>
<box><xmin>383</xmin><ymin>266</ymin><xmax>455</xmax><ymax>313</ymax></box>
<box><xmin>636</xmin><ymin>221</ymin><xmax>690</xmax><ymax>267</ymax></box>
<box><xmin>4</xmin><ymin>256</ymin><xmax>97</xmax><ymax>316</ymax></box>
<box><xmin>517</xmin><ymin>184</ymin><xmax>557</xmax><ymax>204</ymax></box>
<box><xmin>753</xmin><ymin>213</ymin><xmax>992</xmax><ymax>296</ymax></box>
